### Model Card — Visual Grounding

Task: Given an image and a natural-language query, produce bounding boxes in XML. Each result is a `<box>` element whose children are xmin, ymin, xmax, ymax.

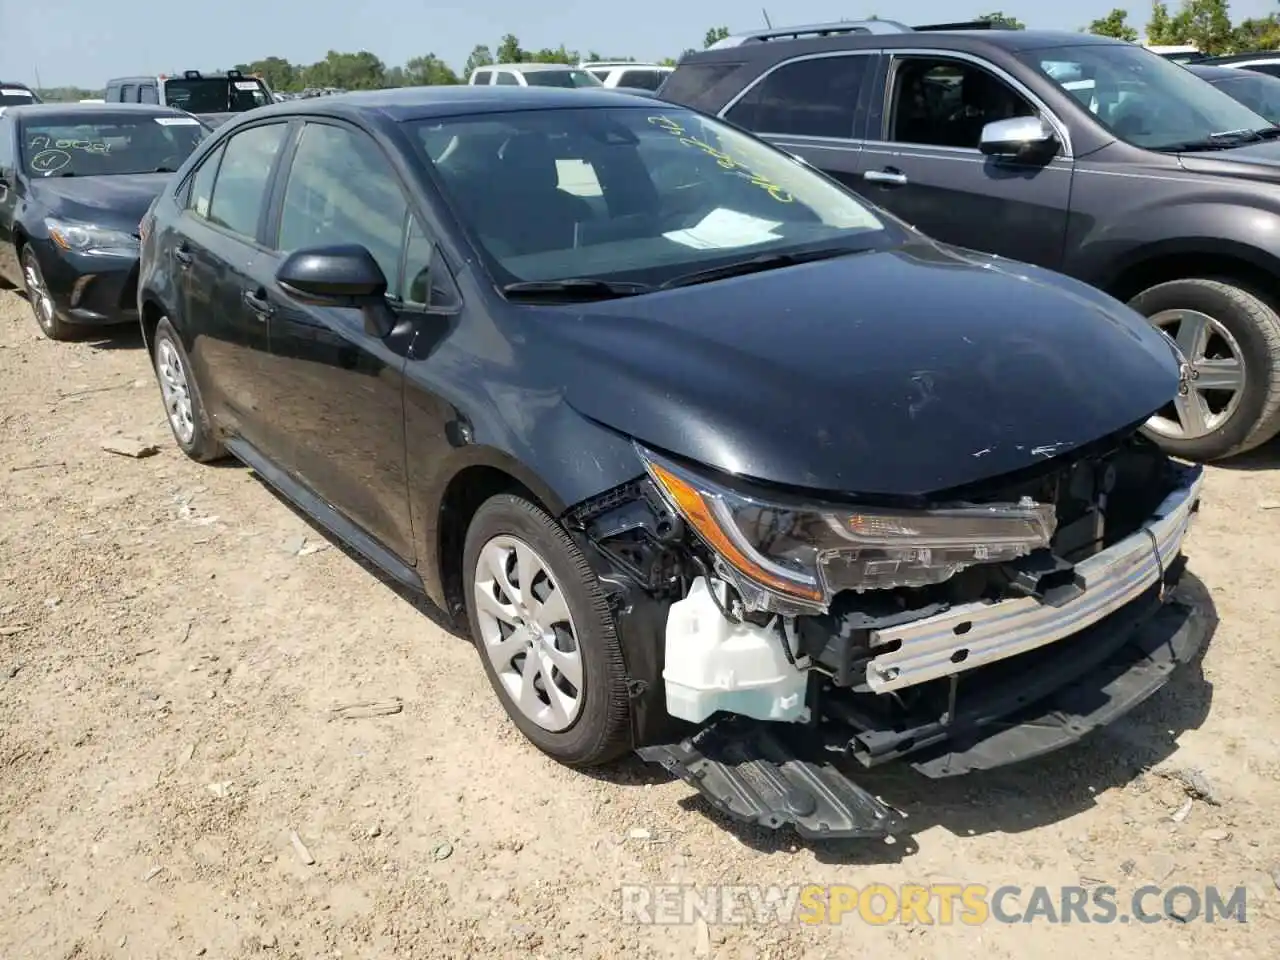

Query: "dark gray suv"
<box><xmin>661</xmin><ymin>21</ymin><xmax>1280</xmax><ymax>461</ymax></box>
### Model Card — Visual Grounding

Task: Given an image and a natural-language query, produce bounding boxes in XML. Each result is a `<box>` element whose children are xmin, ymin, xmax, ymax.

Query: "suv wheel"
<box><xmin>21</xmin><ymin>247</ymin><xmax>74</xmax><ymax>341</ymax></box>
<box><xmin>1129</xmin><ymin>277</ymin><xmax>1280</xmax><ymax>460</ymax></box>
<box><xmin>462</xmin><ymin>493</ymin><xmax>631</xmax><ymax>767</ymax></box>
<box><xmin>152</xmin><ymin>316</ymin><xmax>225</xmax><ymax>462</ymax></box>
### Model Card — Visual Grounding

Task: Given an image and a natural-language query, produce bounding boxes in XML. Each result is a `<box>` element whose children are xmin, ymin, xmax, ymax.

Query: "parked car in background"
<box><xmin>0</xmin><ymin>103</ymin><xmax>210</xmax><ymax>339</ymax></box>
<box><xmin>1144</xmin><ymin>44</ymin><xmax>1207</xmax><ymax>64</ymax></box>
<box><xmin>136</xmin><ymin>86</ymin><xmax>1206</xmax><ymax>838</ymax></box>
<box><xmin>1187</xmin><ymin>63</ymin><xmax>1280</xmax><ymax>124</ymax></box>
<box><xmin>1195</xmin><ymin>51</ymin><xmax>1280</xmax><ymax>77</ymax></box>
<box><xmin>468</xmin><ymin>63</ymin><xmax>602</xmax><ymax>87</ymax></box>
<box><xmin>579</xmin><ymin>61</ymin><xmax>673</xmax><ymax>91</ymax></box>
<box><xmin>104</xmin><ymin>70</ymin><xmax>273</xmax><ymax>127</ymax></box>
<box><xmin>661</xmin><ymin>22</ymin><xmax>1280</xmax><ymax>461</ymax></box>
<box><xmin>1</xmin><ymin>82</ymin><xmax>41</xmax><ymax>107</ymax></box>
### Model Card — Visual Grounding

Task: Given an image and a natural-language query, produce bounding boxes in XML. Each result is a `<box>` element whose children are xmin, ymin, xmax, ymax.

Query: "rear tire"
<box><xmin>152</xmin><ymin>316</ymin><xmax>225</xmax><ymax>463</ymax></box>
<box><xmin>1129</xmin><ymin>277</ymin><xmax>1280</xmax><ymax>460</ymax></box>
<box><xmin>462</xmin><ymin>494</ymin><xmax>632</xmax><ymax>767</ymax></box>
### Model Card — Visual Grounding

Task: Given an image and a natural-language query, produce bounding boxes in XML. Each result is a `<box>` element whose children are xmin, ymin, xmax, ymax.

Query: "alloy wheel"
<box><xmin>472</xmin><ymin>534</ymin><xmax>584</xmax><ymax>732</ymax></box>
<box><xmin>22</xmin><ymin>251</ymin><xmax>57</xmax><ymax>334</ymax></box>
<box><xmin>156</xmin><ymin>335</ymin><xmax>196</xmax><ymax>445</ymax></box>
<box><xmin>1146</xmin><ymin>308</ymin><xmax>1246</xmax><ymax>441</ymax></box>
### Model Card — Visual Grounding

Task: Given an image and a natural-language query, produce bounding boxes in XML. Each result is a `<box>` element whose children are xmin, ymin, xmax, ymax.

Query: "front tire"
<box><xmin>1130</xmin><ymin>277</ymin><xmax>1280</xmax><ymax>460</ymax></box>
<box><xmin>462</xmin><ymin>494</ymin><xmax>632</xmax><ymax>767</ymax></box>
<box><xmin>21</xmin><ymin>247</ymin><xmax>75</xmax><ymax>341</ymax></box>
<box><xmin>152</xmin><ymin>316</ymin><xmax>224</xmax><ymax>462</ymax></box>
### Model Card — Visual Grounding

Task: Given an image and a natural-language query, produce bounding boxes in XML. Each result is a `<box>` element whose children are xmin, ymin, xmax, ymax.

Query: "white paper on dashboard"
<box><xmin>155</xmin><ymin>117</ymin><xmax>201</xmax><ymax>125</ymax></box>
<box><xmin>663</xmin><ymin>208</ymin><xmax>783</xmax><ymax>250</ymax></box>
<box><xmin>234</xmin><ymin>81</ymin><xmax>261</xmax><ymax>90</ymax></box>
<box><xmin>1</xmin><ymin>88</ymin><xmax>33</xmax><ymax>96</ymax></box>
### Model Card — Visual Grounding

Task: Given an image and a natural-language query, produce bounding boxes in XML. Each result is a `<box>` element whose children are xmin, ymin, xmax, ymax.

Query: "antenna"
<box><xmin>34</xmin><ymin>63</ymin><xmax>43</xmax><ymax>90</ymax></box>
<box><xmin>762</xmin><ymin>7</ymin><xmax>772</xmax><ymax>27</ymax></box>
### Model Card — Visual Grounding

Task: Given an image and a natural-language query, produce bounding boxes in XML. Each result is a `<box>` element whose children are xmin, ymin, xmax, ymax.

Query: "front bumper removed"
<box><xmin>637</xmin><ymin>463</ymin><xmax>1210</xmax><ymax>839</ymax></box>
<box><xmin>639</xmin><ymin>588</ymin><xmax>1211</xmax><ymax>838</ymax></box>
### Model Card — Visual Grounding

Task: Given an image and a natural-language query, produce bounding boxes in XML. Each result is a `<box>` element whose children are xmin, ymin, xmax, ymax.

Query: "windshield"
<box><xmin>1020</xmin><ymin>43</ymin><xmax>1272</xmax><ymax>149</ymax></box>
<box><xmin>1203</xmin><ymin>71</ymin><xmax>1280</xmax><ymax>125</ymax></box>
<box><xmin>521</xmin><ymin>69</ymin><xmax>603</xmax><ymax>88</ymax></box>
<box><xmin>163</xmin><ymin>77</ymin><xmax>271</xmax><ymax>113</ymax></box>
<box><xmin>410</xmin><ymin>106</ymin><xmax>890</xmax><ymax>288</ymax></box>
<box><xmin>19</xmin><ymin>114</ymin><xmax>208</xmax><ymax>177</ymax></box>
<box><xmin>1</xmin><ymin>87</ymin><xmax>37</xmax><ymax>107</ymax></box>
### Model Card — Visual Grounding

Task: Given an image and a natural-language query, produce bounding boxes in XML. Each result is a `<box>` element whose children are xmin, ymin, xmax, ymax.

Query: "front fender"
<box><xmin>405</xmin><ymin>389</ymin><xmax>644</xmax><ymax>609</ymax></box>
<box><xmin>1067</xmin><ymin>199</ymin><xmax>1280</xmax><ymax>291</ymax></box>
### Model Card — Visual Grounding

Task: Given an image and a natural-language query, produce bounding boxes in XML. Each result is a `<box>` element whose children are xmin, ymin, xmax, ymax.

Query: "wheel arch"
<box><xmin>1104</xmin><ymin>238</ymin><xmax>1280</xmax><ymax>307</ymax></box>
<box><xmin>426</xmin><ymin>449</ymin><xmax>567</xmax><ymax>622</ymax></box>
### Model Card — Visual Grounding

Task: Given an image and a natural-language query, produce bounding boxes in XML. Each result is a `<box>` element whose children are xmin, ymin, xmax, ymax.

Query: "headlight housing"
<box><xmin>46</xmin><ymin>218</ymin><xmax>139</xmax><ymax>256</ymax></box>
<box><xmin>638</xmin><ymin>445</ymin><xmax>1057</xmax><ymax>614</ymax></box>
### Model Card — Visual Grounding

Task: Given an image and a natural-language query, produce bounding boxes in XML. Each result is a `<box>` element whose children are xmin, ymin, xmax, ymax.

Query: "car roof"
<box><xmin>1199</xmin><ymin>52</ymin><xmax>1280</xmax><ymax>65</ymax></box>
<box><xmin>488</xmin><ymin>63</ymin><xmax>592</xmax><ymax>72</ymax></box>
<box><xmin>1186</xmin><ymin>64</ymin><xmax>1254</xmax><ymax>81</ymax></box>
<box><xmin>680</xmin><ymin>27</ymin><xmax>1125</xmax><ymax>64</ymax></box>
<box><xmin>240</xmin><ymin>85</ymin><xmax>658</xmax><ymax>123</ymax></box>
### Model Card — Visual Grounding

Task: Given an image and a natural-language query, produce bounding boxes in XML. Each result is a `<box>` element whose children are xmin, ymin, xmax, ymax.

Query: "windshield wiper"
<box><xmin>501</xmin><ymin>278</ymin><xmax>654</xmax><ymax>301</ymax></box>
<box><xmin>1152</xmin><ymin>127</ymin><xmax>1276</xmax><ymax>152</ymax></box>
<box><xmin>658</xmin><ymin>245</ymin><xmax>862</xmax><ymax>290</ymax></box>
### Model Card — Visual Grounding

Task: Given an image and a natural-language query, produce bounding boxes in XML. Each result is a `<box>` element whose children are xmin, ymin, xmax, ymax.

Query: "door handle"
<box><xmin>864</xmin><ymin>168</ymin><xmax>909</xmax><ymax>186</ymax></box>
<box><xmin>243</xmin><ymin>289</ymin><xmax>274</xmax><ymax>319</ymax></box>
<box><xmin>173</xmin><ymin>245</ymin><xmax>193</xmax><ymax>266</ymax></box>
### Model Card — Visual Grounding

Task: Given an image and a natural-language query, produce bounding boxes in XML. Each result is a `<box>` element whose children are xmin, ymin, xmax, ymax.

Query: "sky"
<box><xmin>7</xmin><ymin>0</ymin><xmax>1280</xmax><ymax>88</ymax></box>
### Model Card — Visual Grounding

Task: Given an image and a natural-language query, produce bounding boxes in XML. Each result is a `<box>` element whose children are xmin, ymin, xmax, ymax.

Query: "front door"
<box><xmin>858</xmin><ymin>54</ymin><xmax>1073</xmax><ymax>271</ymax></box>
<box><xmin>176</xmin><ymin>120</ymin><xmax>293</xmax><ymax>454</ymax></box>
<box><xmin>259</xmin><ymin>119</ymin><xmax>417</xmax><ymax>563</ymax></box>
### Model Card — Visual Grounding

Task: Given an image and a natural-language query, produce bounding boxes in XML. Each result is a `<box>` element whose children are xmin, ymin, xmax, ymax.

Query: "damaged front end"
<box><xmin>566</xmin><ymin>430</ymin><xmax>1209</xmax><ymax>839</ymax></box>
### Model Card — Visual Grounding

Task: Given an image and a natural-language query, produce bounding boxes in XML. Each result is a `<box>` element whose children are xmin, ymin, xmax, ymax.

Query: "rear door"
<box><xmin>857</xmin><ymin>51</ymin><xmax>1073</xmax><ymax>270</ymax></box>
<box><xmin>176</xmin><ymin>120</ymin><xmax>293</xmax><ymax>453</ymax></box>
<box><xmin>718</xmin><ymin>51</ymin><xmax>877</xmax><ymax>193</ymax></box>
<box><xmin>257</xmin><ymin>118</ymin><xmax>417</xmax><ymax>562</ymax></box>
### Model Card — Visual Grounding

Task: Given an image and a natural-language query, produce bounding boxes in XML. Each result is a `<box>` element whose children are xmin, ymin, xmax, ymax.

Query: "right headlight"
<box><xmin>638</xmin><ymin>445</ymin><xmax>1057</xmax><ymax>614</ymax></box>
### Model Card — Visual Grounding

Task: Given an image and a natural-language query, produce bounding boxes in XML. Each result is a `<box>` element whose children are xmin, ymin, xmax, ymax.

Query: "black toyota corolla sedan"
<box><xmin>138</xmin><ymin>87</ymin><xmax>1210</xmax><ymax>838</ymax></box>
<box><xmin>0</xmin><ymin>103</ymin><xmax>209</xmax><ymax>339</ymax></box>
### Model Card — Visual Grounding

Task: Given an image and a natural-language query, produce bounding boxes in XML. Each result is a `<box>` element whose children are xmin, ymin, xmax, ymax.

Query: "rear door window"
<box><xmin>725</xmin><ymin>55</ymin><xmax>869</xmax><ymax>138</ymax></box>
<box><xmin>619</xmin><ymin>69</ymin><xmax>666</xmax><ymax>91</ymax></box>
<box><xmin>472</xmin><ymin>70</ymin><xmax>493</xmax><ymax>85</ymax></box>
<box><xmin>139</xmin><ymin>84</ymin><xmax>159</xmax><ymax>104</ymax></box>
<box><xmin>206</xmin><ymin>123</ymin><xmax>288</xmax><ymax>239</ymax></box>
<box><xmin>495</xmin><ymin>72</ymin><xmax>520</xmax><ymax>85</ymax></box>
<box><xmin>121</xmin><ymin>84</ymin><xmax>137</xmax><ymax>102</ymax></box>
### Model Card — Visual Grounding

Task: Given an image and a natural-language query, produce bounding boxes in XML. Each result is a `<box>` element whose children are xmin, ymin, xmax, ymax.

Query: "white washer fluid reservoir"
<box><xmin>662</xmin><ymin>576</ymin><xmax>809</xmax><ymax>724</ymax></box>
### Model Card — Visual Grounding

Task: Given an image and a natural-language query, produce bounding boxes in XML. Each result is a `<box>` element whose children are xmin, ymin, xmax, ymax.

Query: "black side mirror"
<box><xmin>276</xmin><ymin>244</ymin><xmax>395</xmax><ymax>337</ymax></box>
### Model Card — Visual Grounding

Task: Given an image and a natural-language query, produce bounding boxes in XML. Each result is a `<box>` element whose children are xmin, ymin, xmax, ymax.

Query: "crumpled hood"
<box><xmin>525</xmin><ymin>241</ymin><xmax>1179</xmax><ymax>498</ymax></box>
<box><xmin>31</xmin><ymin>173</ymin><xmax>169</xmax><ymax>229</ymax></box>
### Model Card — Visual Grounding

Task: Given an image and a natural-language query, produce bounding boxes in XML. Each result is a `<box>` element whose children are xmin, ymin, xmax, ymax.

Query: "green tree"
<box><xmin>1087</xmin><ymin>8</ymin><xmax>1140</xmax><ymax>39</ymax></box>
<box><xmin>704</xmin><ymin>26</ymin><xmax>730</xmax><ymax>47</ymax></box>
<box><xmin>402</xmin><ymin>54</ymin><xmax>460</xmax><ymax>85</ymax></box>
<box><xmin>1234</xmin><ymin>14</ymin><xmax>1280</xmax><ymax>50</ymax></box>
<box><xmin>234</xmin><ymin>56</ymin><xmax>299</xmax><ymax>92</ymax></box>
<box><xmin>463</xmin><ymin>45</ymin><xmax>494</xmax><ymax>77</ymax></box>
<box><xmin>976</xmin><ymin>11</ymin><xmax>1027</xmax><ymax>28</ymax></box>
<box><xmin>496</xmin><ymin>34</ymin><xmax>526</xmax><ymax>63</ymax></box>
<box><xmin>301</xmin><ymin>50</ymin><xmax>387</xmax><ymax>90</ymax></box>
<box><xmin>1180</xmin><ymin>0</ymin><xmax>1236</xmax><ymax>53</ymax></box>
<box><xmin>1145</xmin><ymin>1</ymin><xmax>1179</xmax><ymax>43</ymax></box>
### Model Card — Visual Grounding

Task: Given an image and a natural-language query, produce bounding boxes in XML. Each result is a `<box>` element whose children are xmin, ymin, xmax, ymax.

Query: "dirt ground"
<box><xmin>1</xmin><ymin>285</ymin><xmax>1279</xmax><ymax>960</ymax></box>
